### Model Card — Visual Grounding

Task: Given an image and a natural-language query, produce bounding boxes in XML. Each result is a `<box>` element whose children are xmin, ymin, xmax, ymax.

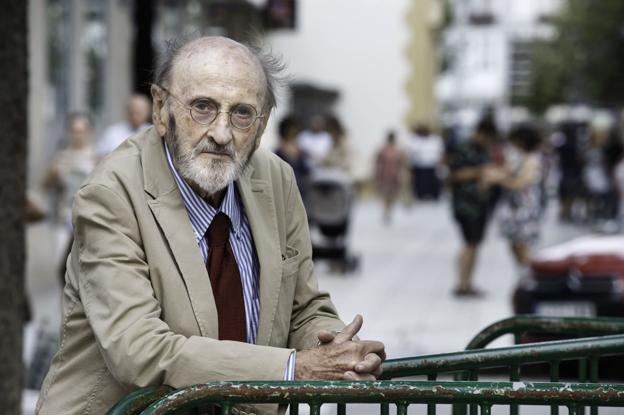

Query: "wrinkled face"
<box><xmin>152</xmin><ymin>39</ymin><xmax>268</xmax><ymax>196</ymax></box>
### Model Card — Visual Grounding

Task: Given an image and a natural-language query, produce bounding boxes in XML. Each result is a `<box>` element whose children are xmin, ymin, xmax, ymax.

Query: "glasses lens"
<box><xmin>230</xmin><ymin>104</ymin><xmax>257</xmax><ymax>129</ymax></box>
<box><xmin>191</xmin><ymin>99</ymin><xmax>218</xmax><ymax>124</ymax></box>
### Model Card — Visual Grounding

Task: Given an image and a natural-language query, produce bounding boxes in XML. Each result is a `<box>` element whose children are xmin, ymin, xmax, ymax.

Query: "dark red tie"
<box><xmin>206</xmin><ymin>212</ymin><xmax>247</xmax><ymax>342</ymax></box>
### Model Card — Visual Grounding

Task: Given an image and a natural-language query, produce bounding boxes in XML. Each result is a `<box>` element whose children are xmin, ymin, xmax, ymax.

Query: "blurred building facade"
<box><xmin>436</xmin><ymin>0</ymin><xmax>564</xmax><ymax>134</ymax></box>
<box><xmin>28</xmin><ymin>0</ymin><xmax>442</xmax><ymax>187</ymax></box>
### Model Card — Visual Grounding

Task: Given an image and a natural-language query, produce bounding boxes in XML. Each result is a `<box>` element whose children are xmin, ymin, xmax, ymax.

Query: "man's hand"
<box><xmin>295</xmin><ymin>315</ymin><xmax>386</xmax><ymax>381</ymax></box>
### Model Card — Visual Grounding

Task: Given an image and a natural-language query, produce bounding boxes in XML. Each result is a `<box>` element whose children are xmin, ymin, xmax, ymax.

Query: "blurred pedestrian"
<box><xmin>42</xmin><ymin>113</ymin><xmax>97</xmax><ymax>284</ymax></box>
<box><xmin>406</xmin><ymin>124</ymin><xmax>444</xmax><ymax>201</ymax></box>
<box><xmin>275</xmin><ymin>115</ymin><xmax>310</xmax><ymax>203</ymax></box>
<box><xmin>96</xmin><ymin>93</ymin><xmax>152</xmax><ymax>158</ymax></box>
<box><xmin>322</xmin><ymin>115</ymin><xmax>352</xmax><ymax>175</ymax></box>
<box><xmin>552</xmin><ymin>121</ymin><xmax>584</xmax><ymax>221</ymax></box>
<box><xmin>43</xmin><ymin>113</ymin><xmax>97</xmax><ymax>227</ymax></box>
<box><xmin>614</xmin><ymin>153</ymin><xmax>624</xmax><ymax>225</ymax></box>
<box><xmin>483</xmin><ymin>124</ymin><xmax>544</xmax><ymax>267</ymax></box>
<box><xmin>447</xmin><ymin>118</ymin><xmax>498</xmax><ymax>297</ymax></box>
<box><xmin>582</xmin><ymin>119</ymin><xmax>621</xmax><ymax>223</ymax></box>
<box><xmin>297</xmin><ymin>115</ymin><xmax>333</xmax><ymax>167</ymax></box>
<box><xmin>375</xmin><ymin>130</ymin><xmax>407</xmax><ymax>223</ymax></box>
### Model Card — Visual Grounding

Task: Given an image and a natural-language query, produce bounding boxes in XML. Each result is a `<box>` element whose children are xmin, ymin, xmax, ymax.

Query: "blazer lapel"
<box><xmin>141</xmin><ymin>129</ymin><xmax>218</xmax><ymax>338</ymax></box>
<box><xmin>236</xmin><ymin>167</ymin><xmax>283</xmax><ymax>346</ymax></box>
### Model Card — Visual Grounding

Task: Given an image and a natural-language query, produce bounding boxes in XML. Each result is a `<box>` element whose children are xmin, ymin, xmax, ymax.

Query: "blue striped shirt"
<box><xmin>164</xmin><ymin>143</ymin><xmax>295</xmax><ymax>380</ymax></box>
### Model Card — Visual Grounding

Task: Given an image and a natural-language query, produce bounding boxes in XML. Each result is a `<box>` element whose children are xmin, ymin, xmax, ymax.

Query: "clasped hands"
<box><xmin>294</xmin><ymin>314</ymin><xmax>386</xmax><ymax>381</ymax></box>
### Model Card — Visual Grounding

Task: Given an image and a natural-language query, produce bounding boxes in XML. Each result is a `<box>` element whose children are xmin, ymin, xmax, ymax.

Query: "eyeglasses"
<box><xmin>157</xmin><ymin>85</ymin><xmax>265</xmax><ymax>130</ymax></box>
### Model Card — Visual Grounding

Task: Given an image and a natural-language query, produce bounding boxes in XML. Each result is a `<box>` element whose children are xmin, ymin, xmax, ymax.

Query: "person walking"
<box><xmin>448</xmin><ymin>118</ymin><xmax>498</xmax><ymax>297</ymax></box>
<box><xmin>375</xmin><ymin>131</ymin><xmax>407</xmax><ymax>223</ymax></box>
<box><xmin>322</xmin><ymin>115</ymin><xmax>352</xmax><ymax>175</ymax></box>
<box><xmin>483</xmin><ymin>124</ymin><xmax>544</xmax><ymax>267</ymax></box>
<box><xmin>552</xmin><ymin>121</ymin><xmax>584</xmax><ymax>221</ymax></box>
<box><xmin>42</xmin><ymin>113</ymin><xmax>97</xmax><ymax>285</ymax></box>
<box><xmin>275</xmin><ymin>115</ymin><xmax>310</xmax><ymax>204</ymax></box>
<box><xmin>406</xmin><ymin>124</ymin><xmax>444</xmax><ymax>201</ymax></box>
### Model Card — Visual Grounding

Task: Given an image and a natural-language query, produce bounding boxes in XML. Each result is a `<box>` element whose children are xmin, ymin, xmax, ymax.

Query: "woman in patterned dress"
<box><xmin>483</xmin><ymin>124</ymin><xmax>544</xmax><ymax>266</ymax></box>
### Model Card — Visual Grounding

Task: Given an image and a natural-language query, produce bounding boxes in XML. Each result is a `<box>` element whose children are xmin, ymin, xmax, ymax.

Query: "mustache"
<box><xmin>192</xmin><ymin>138</ymin><xmax>235</xmax><ymax>159</ymax></box>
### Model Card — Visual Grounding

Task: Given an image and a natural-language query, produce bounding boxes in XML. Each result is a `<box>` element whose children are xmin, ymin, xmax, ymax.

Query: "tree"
<box><xmin>0</xmin><ymin>1</ymin><xmax>28</xmax><ymax>413</ymax></box>
<box><xmin>522</xmin><ymin>0</ymin><xmax>624</xmax><ymax>113</ymax></box>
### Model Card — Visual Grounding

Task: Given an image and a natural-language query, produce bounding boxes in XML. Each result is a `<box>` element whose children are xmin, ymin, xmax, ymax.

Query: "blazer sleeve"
<box><xmin>282</xmin><ymin>172</ymin><xmax>347</xmax><ymax>350</ymax></box>
<box><xmin>72</xmin><ymin>183</ymin><xmax>293</xmax><ymax>389</ymax></box>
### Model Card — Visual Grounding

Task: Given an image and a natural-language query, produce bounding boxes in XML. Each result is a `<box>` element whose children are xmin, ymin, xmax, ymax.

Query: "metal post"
<box><xmin>309</xmin><ymin>403</ymin><xmax>321</xmax><ymax>415</ymax></box>
<box><xmin>510</xmin><ymin>365</ymin><xmax>520</xmax><ymax>415</ymax></box>
<box><xmin>428</xmin><ymin>373</ymin><xmax>437</xmax><ymax>415</ymax></box>
<box><xmin>551</xmin><ymin>360</ymin><xmax>560</xmax><ymax>415</ymax></box>
<box><xmin>590</xmin><ymin>356</ymin><xmax>599</xmax><ymax>415</ymax></box>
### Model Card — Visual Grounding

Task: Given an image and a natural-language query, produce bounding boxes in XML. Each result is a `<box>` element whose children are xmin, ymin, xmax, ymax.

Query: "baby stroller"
<box><xmin>306</xmin><ymin>167</ymin><xmax>360</xmax><ymax>273</ymax></box>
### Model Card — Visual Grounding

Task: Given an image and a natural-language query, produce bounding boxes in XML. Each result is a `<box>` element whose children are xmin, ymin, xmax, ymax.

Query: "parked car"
<box><xmin>513</xmin><ymin>235</ymin><xmax>624</xmax><ymax>318</ymax></box>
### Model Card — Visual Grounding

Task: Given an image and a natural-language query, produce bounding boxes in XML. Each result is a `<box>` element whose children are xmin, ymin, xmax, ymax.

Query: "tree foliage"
<box><xmin>522</xmin><ymin>0</ymin><xmax>624</xmax><ymax>113</ymax></box>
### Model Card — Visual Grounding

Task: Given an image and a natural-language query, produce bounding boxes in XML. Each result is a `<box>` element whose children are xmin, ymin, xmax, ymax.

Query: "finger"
<box><xmin>359</xmin><ymin>340</ymin><xmax>386</xmax><ymax>359</ymax></box>
<box><xmin>334</xmin><ymin>315</ymin><xmax>363</xmax><ymax>344</ymax></box>
<box><xmin>354</xmin><ymin>353</ymin><xmax>382</xmax><ymax>374</ymax></box>
<box><xmin>316</xmin><ymin>330</ymin><xmax>336</xmax><ymax>345</ymax></box>
<box><xmin>343</xmin><ymin>370</ymin><xmax>375</xmax><ymax>381</ymax></box>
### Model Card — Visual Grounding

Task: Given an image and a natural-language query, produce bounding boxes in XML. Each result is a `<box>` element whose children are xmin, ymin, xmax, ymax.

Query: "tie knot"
<box><xmin>207</xmin><ymin>212</ymin><xmax>231</xmax><ymax>247</ymax></box>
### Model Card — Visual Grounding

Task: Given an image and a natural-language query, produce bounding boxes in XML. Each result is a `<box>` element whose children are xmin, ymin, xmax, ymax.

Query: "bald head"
<box><xmin>175</xmin><ymin>37</ymin><xmax>259</xmax><ymax>69</ymax></box>
<box><xmin>171</xmin><ymin>37</ymin><xmax>266</xmax><ymax>101</ymax></box>
<box><xmin>154</xmin><ymin>36</ymin><xmax>283</xmax><ymax>112</ymax></box>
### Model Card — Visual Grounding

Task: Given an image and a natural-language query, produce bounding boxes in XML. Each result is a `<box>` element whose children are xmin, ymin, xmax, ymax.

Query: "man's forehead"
<box><xmin>170</xmin><ymin>37</ymin><xmax>264</xmax><ymax>90</ymax></box>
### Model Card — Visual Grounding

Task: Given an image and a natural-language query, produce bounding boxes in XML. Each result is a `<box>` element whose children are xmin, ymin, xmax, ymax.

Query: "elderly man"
<box><xmin>36</xmin><ymin>37</ymin><xmax>385</xmax><ymax>414</ymax></box>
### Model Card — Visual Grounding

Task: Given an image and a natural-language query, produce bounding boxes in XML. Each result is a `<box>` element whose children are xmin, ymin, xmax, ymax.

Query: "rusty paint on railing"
<box><xmin>106</xmin><ymin>385</ymin><xmax>173</xmax><ymax>415</ymax></box>
<box><xmin>132</xmin><ymin>381</ymin><xmax>624</xmax><ymax>415</ymax></box>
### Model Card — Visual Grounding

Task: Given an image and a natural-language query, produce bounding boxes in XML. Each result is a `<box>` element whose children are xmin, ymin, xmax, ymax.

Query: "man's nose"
<box><xmin>208</xmin><ymin>112</ymin><xmax>233</xmax><ymax>145</ymax></box>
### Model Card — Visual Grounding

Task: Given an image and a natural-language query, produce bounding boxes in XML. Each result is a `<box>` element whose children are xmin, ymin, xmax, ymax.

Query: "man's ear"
<box><xmin>151</xmin><ymin>84</ymin><xmax>169</xmax><ymax>137</ymax></box>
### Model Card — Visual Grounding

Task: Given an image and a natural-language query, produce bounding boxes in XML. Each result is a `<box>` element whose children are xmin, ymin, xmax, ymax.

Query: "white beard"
<box><xmin>166</xmin><ymin>120</ymin><xmax>256</xmax><ymax>196</ymax></box>
<box><xmin>177</xmin><ymin>153</ymin><xmax>239</xmax><ymax>195</ymax></box>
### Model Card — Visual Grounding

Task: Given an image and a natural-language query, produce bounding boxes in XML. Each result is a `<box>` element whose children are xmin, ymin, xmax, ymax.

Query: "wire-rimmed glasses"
<box><xmin>157</xmin><ymin>85</ymin><xmax>265</xmax><ymax>130</ymax></box>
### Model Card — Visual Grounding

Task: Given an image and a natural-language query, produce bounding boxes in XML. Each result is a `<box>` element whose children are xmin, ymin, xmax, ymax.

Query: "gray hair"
<box><xmin>153</xmin><ymin>35</ymin><xmax>286</xmax><ymax>113</ymax></box>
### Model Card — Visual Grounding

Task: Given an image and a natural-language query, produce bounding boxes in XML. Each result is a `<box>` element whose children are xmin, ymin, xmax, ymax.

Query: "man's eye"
<box><xmin>232</xmin><ymin>105</ymin><xmax>254</xmax><ymax>118</ymax></box>
<box><xmin>193</xmin><ymin>100</ymin><xmax>216</xmax><ymax>113</ymax></box>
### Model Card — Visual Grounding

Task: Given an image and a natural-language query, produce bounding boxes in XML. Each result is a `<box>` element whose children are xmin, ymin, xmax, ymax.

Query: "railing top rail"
<box><xmin>466</xmin><ymin>315</ymin><xmax>624</xmax><ymax>350</ymax></box>
<box><xmin>107</xmin><ymin>386</ymin><xmax>173</xmax><ymax>415</ymax></box>
<box><xmin>136</xmin><ymin>381</ymin><xmax>624</xmax><ymax>415</ymax></box>
<box><xmin>382</xmin><ymin>333</ymin><xmax>624</xmax><ymax>378</ymax></box>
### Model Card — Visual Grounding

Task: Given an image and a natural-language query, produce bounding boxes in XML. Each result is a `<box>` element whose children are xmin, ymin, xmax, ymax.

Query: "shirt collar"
<box><xmin>163</xmin><ymin>141</ymin><xmax>242</xmax><ymax>243</ymax></box>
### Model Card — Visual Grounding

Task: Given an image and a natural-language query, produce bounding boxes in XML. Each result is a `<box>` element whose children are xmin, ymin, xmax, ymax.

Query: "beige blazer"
<box><xmin>37</xmin><ymin>128</ymin><xmax>344</xmax><ymax>414</ymax></box>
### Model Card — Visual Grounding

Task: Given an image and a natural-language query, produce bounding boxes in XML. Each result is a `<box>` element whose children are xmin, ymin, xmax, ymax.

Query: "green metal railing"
<box><xmin>108</xmin><ymin>317</ymin><xmax>624</xmax><ymax>415</ymax></box>
<box><xmin>111</xmin><ymin>381</ymin><xmax>624</xmax><ymax>415</ymax></box>
<box><xmin>465</xmin><ymin>315</ymin><xmax>624</xmax><ymax>349</ymax></box>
